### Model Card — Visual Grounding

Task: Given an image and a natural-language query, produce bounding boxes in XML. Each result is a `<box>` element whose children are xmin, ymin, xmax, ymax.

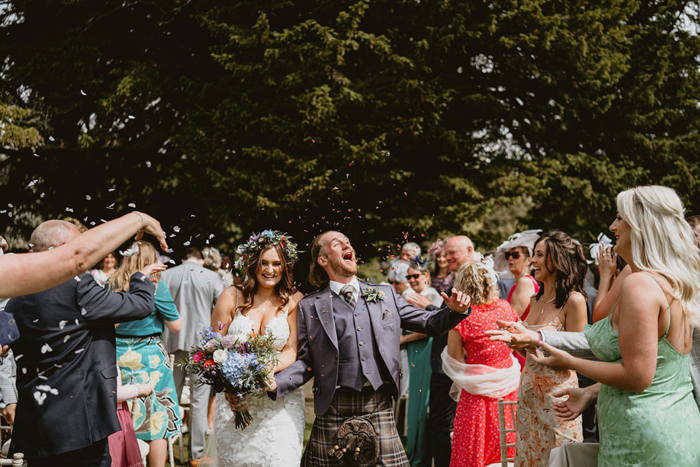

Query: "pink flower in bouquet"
<box><xmin>204</xmin><ymin>339</ymin><xmax>218</xmax><ymax>352</ymax></box>
<box><xmin>221</xmin><ymin>335</ymin><xmax>237</xmax><ymax>350</ymax></box>
<box><xmin>192</xmin><ymin>351</ymin><xmax>206</xmax><ymax>363</ymax></box>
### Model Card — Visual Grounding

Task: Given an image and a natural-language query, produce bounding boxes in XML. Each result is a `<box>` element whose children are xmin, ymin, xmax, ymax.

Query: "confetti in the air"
<box><xmin>120</xmin><ymin>245</ymin><xmax>140</xmax><ymax>257</ymax></box>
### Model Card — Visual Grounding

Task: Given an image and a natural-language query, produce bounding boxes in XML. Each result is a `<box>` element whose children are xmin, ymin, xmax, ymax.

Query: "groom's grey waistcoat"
<box><xmin>274</xmin><ymin>282</ymin><xmax>469</xmax><ymax>415</ymax></box>
<box><xmin>334</xmin><ymin>294</ymin><xmax>392</xmax><ymax>391</ymax></box>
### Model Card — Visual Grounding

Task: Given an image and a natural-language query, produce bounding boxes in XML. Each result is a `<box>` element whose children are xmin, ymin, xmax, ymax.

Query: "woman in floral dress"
<box><xmin>109</xmin><ymin>241</ymin><xmax>183</xmax><ymax>467</ymax></box>
<box><xmin>515</xmin><ymin>231</ymin><xmax>588</xmax><ymax>466</ymax></box>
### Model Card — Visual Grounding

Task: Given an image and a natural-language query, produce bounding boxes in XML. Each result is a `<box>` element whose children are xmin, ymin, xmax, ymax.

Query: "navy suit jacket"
<box><xmin>274</xmin><ymin>282</ymin><xmax>469</xmax><ymax>415</ymax></box>
<box><xmin>6</xmin><ymin>272</ymin><xmax>154</xmax><ymax>459</ymax></box>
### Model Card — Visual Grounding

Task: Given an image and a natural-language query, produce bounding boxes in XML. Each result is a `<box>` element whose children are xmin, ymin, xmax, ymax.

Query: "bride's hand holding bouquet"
<box><xmin>180</xmin><ymin>327</ymin><xmax>279</xmax><ymax>429</ymax></box>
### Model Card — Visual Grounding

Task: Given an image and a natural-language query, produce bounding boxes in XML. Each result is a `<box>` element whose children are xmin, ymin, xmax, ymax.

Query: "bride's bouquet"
<box><xmin>180</xmin><ymin>327</ymin><xmax>279</xmax><ymax>429</ymax></box>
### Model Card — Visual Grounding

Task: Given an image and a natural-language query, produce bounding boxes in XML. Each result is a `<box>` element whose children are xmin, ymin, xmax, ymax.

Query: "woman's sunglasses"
<box><xmin>406</xmin><ymin>274</ymin><xmax>422</xmax><ymax>280</ymax></box>
<box><xmin>504</xmin><ymin>251</ymin><xmax>522</xmax><ymax>260</ymax></box>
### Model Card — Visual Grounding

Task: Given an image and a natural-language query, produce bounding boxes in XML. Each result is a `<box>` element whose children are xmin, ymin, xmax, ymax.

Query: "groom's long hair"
<box><xmin>309</xmin><ymin>233</ymin><xmax>330</xmax><ymax>288</ymax></box>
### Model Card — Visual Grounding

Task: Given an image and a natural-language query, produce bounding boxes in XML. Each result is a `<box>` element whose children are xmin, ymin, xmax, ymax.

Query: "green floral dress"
<box><xmin>584</xmin><ymin>280</ymin><xmax>700</xmax><ymax>466</ymax></box>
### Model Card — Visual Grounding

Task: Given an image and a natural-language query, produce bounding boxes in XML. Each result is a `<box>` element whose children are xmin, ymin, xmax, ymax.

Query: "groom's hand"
<box><xmin>442</xmin><ymin>288</ymin><xmax>471</xmax><ymax>314</ymax></box>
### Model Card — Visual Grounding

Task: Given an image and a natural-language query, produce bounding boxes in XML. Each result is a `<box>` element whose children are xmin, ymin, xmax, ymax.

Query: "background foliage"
<box><xmin>2</xmin><ymin>0</ymin><xmax>700</xmax><ymax>285</ymax></box>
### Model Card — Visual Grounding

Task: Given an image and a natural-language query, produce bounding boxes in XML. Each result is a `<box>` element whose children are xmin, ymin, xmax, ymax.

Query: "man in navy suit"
<box><xmin>5</xmin><ymin>220</ymin><xmax>162</xmax><ymax>466</ymax></box>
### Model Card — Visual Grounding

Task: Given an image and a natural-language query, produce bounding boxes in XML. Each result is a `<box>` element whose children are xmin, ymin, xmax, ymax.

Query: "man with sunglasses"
<box><xmin>406</xmin><ymin>235</ymin><xmax>476</xmax><ymax>467</ymax></box>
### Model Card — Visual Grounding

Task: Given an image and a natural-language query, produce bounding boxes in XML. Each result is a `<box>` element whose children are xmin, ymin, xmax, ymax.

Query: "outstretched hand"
<box><xmin>139</xmin><ymin>263</ymin><xmax>167</xmax><ymax>282</ymax></box>
<box><xmin>485</xmin><ymin>320</ymin><xmax>539</xmax><ymax>349</ymax></box>
<box><xmin>405</xmin><ymin>293</ymin><xmax>432</xmax><ymax>310</ymax></box>
<box><xmin>530</xmin><ymin>341</ymin><xmax>574</xmax><ymax>370</ymax></box>
<box><xmin>442</xmin><ymin>288</ymin><xmax>471</xmax><ymax>314</ymax></box>
<box><xmin>134</xmin><ymin>212</ymin><xmax>169</xmax><ymax>251</ymax></box>
<box><xmin>552</xmin><ymin>386</ymin><xmax>598</xmax><ymax>421</ymax></box>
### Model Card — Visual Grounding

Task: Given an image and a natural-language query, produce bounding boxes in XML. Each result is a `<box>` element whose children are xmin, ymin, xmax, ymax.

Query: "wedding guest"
<box><xmin>687</xmin><ymin>214</ymin><xmax>700</xmax><ymax>246</ymax></box>
<box><xmin>162</xmin><ymin>248</ymin><xmax>223</xmax><ymax>467</ymax></box>
<box><xmin>63</xmin><ymin>216</ymin><xmax>89</xmax><ymax>233</ymax></box>
<box><xmin>401</xmin><ymin>242</ymin><xmax>422</xmax><ymax>261</ymax></box>
<box><xmin>443</xmin><ymin>259</ymin><xmax>520</xmax><ymax>467</ymax></box>
<box><xmin>512</xmin><ymin>230</ymin><xmax>588</xmax><ymax>466</ymax></box>
<box><xmin>6</xmin><ymin>220</ymin><xmax>161</xmax><ymax>466</ymax></box>
<box><xmin>529</xmin><ymin>186</ymin><xmax>700</xmax><ymax>465</ymax></box>
<box><xmin>109</xmin><ymin>241</ymin><xmax>183</xmax><ymax>467</ymax></box>
<box><xmin>388</xmin><ymin>260</ymin><xmax>414</xmax><ymax>398</ymax></box>
<box><xmin>220</xmin><ymin>255</ymin><xmax>235</xmax><ymax>288</ymax></box>
<box><xmin>0</xmin><ymin>211</ymin><xmax>168</xmax><ymax>299</ymax></box>
<box><xmin>405</xmin><ymin>235</ymin><xmax>476</xmax><ymax>467</ymax></box>
<box><xmin>591</xmin><ymin>244</ymin><xmax>631</xmax><ymax>323</ymax></box>
<box><xmin>0</xmin><ymin>352</ymin><xmax>16</xmax><ymax>426</ymax></box>
<box><xmin>388</xmin><ymin>260</ymin><xmax>414</xmax><ymax>296</ymax></box>
<box><xmin>108</xmin><ymin>369</ymin><xmax>153</xmax><ymax>467</ymax></box>
<box><xmin>495</xmin><ymin>231</ymin><xmax>540</xmax><ymax>319</ymax></box>
<box><xmin>91</xmin><ymin>252</ymin><xmax>119</xmax><ymax>287</ymax></box>
<box><xmin>402</xmin><ymin>261</ymin><xmax>442</xmax><ymax>466</ymax></box>
<box><xmin>428</xmin><ymin>240</ymin><xmax>454</xmax><ymax>296</ymax></box>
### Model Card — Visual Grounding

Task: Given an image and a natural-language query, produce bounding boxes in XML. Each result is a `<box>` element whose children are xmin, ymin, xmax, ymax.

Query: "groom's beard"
<box><xmin>328</xmin><ymin>255</ymin><xmax>358</xmax><ymax>278</ymax></box>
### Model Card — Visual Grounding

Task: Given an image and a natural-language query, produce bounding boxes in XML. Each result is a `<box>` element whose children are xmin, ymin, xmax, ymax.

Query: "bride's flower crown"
<box><xmin>234</xmin><ymin>230</ymin><xmax>299</xmax><ymax>272</ymax></box>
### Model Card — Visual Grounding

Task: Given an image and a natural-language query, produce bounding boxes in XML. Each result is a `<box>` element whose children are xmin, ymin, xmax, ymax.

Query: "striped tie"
<box><xmin>340</xmin><ymin>284</ymin><xmax>357</xmax><ymax>309</ymax></box>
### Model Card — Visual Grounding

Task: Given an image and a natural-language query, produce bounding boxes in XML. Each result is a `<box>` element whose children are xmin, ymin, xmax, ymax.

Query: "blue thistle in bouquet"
<box><xmin>179</xmin><ymin>328</ymin><xmax>279</xmax><ymax>429</ymax></box>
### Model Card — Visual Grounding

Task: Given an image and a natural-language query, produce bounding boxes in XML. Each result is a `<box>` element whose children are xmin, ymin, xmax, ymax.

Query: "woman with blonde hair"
<box><xmin>109</xmin><ymin>241</ymin><xmax>183</xmax><ymax>467</ymax></box>
<box><xmin>528</xmin><ymin>186</ymin><xmax>700</xmax><ymax>465</ymax></box>
<box><xmin>442</xmin><ymin>258</ymin><xmax>520</xmax><ymax>467</ymax></box>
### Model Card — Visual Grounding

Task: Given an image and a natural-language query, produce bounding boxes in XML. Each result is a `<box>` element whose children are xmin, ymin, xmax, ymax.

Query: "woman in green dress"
<box><xmin>531</xmin><ymin>186</ymin><xmax>700</xmax><ymax>466</ymax></box>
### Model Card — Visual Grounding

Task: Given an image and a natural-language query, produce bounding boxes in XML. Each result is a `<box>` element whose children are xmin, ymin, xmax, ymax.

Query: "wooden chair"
<box><xmin>498</xmin><ymin>398</ymin><xmax>517</xmax><ymax>467</ymax></box>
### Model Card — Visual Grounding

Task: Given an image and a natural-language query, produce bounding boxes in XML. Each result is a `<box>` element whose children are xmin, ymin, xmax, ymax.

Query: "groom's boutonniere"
<box><xmin>361</xmin><ymin>287</ymin><xmax>385</xmax><ymax>303</ymax></box>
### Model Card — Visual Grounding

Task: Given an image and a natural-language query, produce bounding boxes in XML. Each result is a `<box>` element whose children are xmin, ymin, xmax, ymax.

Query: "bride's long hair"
<box><xmin>617</xmin><ymin>185</ymin><xmax>700</xmax><ymax>327</ymax></box>
<box><xmin>237</xmin><ymin>243</ymin><xmax>296</xmax><ymax>314</ymax></box>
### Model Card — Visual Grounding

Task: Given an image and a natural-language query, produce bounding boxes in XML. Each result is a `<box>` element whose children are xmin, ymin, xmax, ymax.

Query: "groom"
<box><xmin>271</xmin><ymin>231</ymin><xmax>472</xmax><ymax>466</ymax></box>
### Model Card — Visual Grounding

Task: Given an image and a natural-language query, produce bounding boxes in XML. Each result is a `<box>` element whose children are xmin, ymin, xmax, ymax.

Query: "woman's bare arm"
<box><xmin>210</xmin><ymin>287</ymin><xmax>239</xmax><ymax>336</ymax></box>
<box><xmin>274</xmin><ymin>292</ymin><xmax>304</xmax><ymax>373</ymax></box>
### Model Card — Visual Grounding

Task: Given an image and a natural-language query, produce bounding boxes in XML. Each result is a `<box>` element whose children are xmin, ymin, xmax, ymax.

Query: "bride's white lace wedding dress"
<box><xmin>212</xmin><ymin>307</ymin><xmax>306</xmax><ymax>466</ymax></box>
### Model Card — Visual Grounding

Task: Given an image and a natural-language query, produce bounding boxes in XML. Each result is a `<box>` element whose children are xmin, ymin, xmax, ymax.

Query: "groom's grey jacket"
<box><xmin>274</xmin><ymin>282</ymin><xmax>469</xmax><ymax>415</ymax></box>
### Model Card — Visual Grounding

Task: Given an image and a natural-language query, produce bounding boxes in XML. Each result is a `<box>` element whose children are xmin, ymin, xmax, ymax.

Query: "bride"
<box><xmin>206</xmin><ymin>230</ymin><xmax>305</xmax><ymax>466</ymax></box>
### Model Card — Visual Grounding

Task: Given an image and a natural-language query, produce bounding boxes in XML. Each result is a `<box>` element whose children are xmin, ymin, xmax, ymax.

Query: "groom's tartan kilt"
<box><xmin>302</xmin><ymin>385</ymin><xmax>409</xmax><ymax>466</ymax></box>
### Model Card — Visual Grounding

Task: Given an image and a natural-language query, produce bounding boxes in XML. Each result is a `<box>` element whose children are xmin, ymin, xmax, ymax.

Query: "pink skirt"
<box><xmin>108</xmin><ymin>402</ymin><xmax>145</xmax><ymax>467</ymax></box>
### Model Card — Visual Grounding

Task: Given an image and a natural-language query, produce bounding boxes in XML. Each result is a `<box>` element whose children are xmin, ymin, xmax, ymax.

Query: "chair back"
<box><xmin>498</xmin><ymin>398</ymin><xmax>517</xmax><ymax>467</ymax></box>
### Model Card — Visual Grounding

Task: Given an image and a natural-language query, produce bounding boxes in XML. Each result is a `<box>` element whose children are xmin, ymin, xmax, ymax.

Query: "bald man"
<box><xmin>406</xmin><ymin>234</ymin><xmax>476</xmax><ymax>467</ymax></box>
<box><xmin>6</xmin><ymin>220</ymin><xmax>162</xmax><ymax>466</ymax></box>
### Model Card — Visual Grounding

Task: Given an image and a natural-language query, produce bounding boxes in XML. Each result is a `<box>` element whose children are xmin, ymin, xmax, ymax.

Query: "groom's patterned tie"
<box><xmin>340</xmin><ymin>284</ymin><xmax>357</xmax><ymax>309</ymax></box>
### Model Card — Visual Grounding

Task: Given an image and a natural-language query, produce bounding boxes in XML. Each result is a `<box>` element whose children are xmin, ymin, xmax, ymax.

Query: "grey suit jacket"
<box><xmin>162</xmin><ymin>260</ymin><xmax>224</xmax><ymax>353</ymax></box>
<box><xmin>540</xmin><ymin>329</ymin><xmax>700</xmax><ymax>410</ymax></box>
<box><xmin>274</xmin><ymin>282</ymin><xmax>469</xmax><ymax>415</ymax></box>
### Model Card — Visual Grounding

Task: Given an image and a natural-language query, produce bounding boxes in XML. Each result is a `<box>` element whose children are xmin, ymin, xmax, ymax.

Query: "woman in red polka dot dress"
<box><xmin>442</xmin><ymin>259</ymin><xmax>521</xmax><ymax>467</ymax></box>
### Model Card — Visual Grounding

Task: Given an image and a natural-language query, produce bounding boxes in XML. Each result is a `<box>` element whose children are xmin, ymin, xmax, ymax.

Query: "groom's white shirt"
<box><xmin>329</xmin><ymin>277</ymin><xmax>360</xmax><ymax>303</ymax></box>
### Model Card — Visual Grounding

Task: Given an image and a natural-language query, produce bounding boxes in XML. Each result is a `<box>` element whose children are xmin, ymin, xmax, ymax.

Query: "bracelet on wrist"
<box><xmin>132</xmin><ymin>211</ymin><xmax>145</xmax><ymax>229</ymax></box>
